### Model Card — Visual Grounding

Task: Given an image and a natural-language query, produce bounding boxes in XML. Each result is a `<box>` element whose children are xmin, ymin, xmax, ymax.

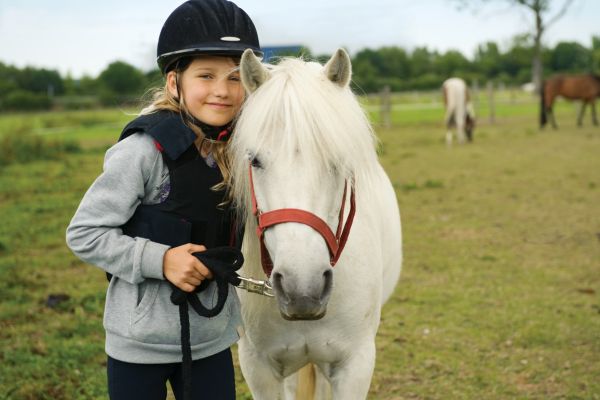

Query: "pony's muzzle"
<box><xmin>272</xmin><ymin>268</ymin><xmax>333</xmax><ymax>320</ymax></box>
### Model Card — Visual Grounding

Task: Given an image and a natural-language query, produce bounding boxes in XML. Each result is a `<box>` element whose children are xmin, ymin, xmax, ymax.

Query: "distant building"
<box><xmin>261</xmin><ymin>45</ymin><xmax>303</xmax><ymax>63</ymax></box>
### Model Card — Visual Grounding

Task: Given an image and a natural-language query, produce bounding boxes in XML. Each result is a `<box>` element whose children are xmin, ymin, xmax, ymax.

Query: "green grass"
<box><xmin>370</xmin><ymin>101</ymin><xmax>600</xmax><ymax>399</ymax></box>
<box><xmin>0</xmin><ymin>109</ymin><xmax>134</xmax><ymax>149</ymax></box>
<box><xmin>1</xmin><ymin>93</ymin><xmax>599</xmax><ymax>399</ymax></box>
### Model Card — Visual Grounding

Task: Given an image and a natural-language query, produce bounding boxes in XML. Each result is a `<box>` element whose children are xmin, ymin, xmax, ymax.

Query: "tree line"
<box><xmin>0</xmin><ymin>36</ymin><xmax>598</xmax><ymax>111</ymax></box>
<box><xmin>351</xmin><ymin>35</ymin><xmax>599</xmax><ymax>93</ymax></box>
<box><xmin>0</xmin><ymin>61</ymin><xmax>163</xmax><ymax>111</ymax></box>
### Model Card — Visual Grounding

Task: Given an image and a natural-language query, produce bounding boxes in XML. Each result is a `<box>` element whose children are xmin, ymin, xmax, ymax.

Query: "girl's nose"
<box><xmin>212</xmin><ymin>77</ymin><xmax>229</xmax><ymax>98</ymax></box>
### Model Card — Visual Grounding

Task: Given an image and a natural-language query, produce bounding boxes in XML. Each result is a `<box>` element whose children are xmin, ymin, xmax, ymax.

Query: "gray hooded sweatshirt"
<box><xmin>66</xmin><ymin>132</ymin><xmax>243</xmax><ymax>363</ymax></box>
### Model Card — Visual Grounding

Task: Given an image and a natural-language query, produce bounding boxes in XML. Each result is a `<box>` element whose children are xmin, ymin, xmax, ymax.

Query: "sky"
<box><xmin>0</xmin><ymin>0</ymin><xmax>598</xmax><ymax>78</ymax></box>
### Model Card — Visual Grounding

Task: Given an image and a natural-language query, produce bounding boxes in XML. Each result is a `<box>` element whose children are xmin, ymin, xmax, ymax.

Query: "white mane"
<box><xmin>230</xmin><ymin>57</ymin><xmax>379</xmax><ymax>220</ymax></box>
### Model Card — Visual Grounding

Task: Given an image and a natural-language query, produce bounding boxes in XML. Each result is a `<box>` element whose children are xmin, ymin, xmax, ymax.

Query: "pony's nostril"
<box><xmin>271</xmin><ymin>272</ymin><xmax>290</xmax><ymax>303</ymax></box>
<box><xmin>321</xmin><ymin>269</ymin><xmax>333</xmax><ymax>300</ymax></box>
<box><xmin>272</xmin><ymin>272</ymin><xmax>283</xmax><ymax>288</ymax></box>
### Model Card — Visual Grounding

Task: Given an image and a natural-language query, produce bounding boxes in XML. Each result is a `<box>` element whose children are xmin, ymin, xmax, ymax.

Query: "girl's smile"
<box><xmin>167</xmin><ymin>56</ymin><xmax>245</xmax><ymax>127</ymax></box>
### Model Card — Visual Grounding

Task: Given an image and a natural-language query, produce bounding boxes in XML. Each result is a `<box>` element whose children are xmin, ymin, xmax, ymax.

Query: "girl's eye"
<box><xmin>229</xmin><ymin>76</ymin><xmax>241</xmax><ymax>82</ymax></box>
<box><xmin>198</xmin><ymin>74</ymin><xmax>213</xmax><ymax>79</ymax></box>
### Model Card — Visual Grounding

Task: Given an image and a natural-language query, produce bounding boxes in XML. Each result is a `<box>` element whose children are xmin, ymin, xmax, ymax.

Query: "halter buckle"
<box><xmin>237</xmin><ymin>276</ymin><xmax>275</xmax><ymax>297</ymax></box>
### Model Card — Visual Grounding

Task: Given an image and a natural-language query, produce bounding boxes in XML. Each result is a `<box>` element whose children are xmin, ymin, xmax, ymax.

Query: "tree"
<box><xmin>592</xmin><ymin>35</ymin><xmax>600</xmax><ymax>73</ymax></box>
<box><xmin>0</xmin><ymin>62</ymin><xmax>19</xmax><ymax>99</ymax></box>
<box><xmin>458</xmin><ymin>0</ymin><xmax>575</xmax><ymax>90</ymax></box>
<box><xmin>377</xmin><ymin>47</ymin><xmax>411</xmax><ymax>79</ymax></box>
<box><xmin>98</xmin><ymin>61</ymin><xmax>145</xmax><ymax>95</ymax></box>
<box><xmin>519</xmin><ymin>0</ymin><xmax>575</xmax><ymax>90</ymax></box>
<box><xmin>15</xmin><ymin>67</ymin><xmax>64</xmax><ymax>96</ymax></box>
<box><xmin>550</xmin><ymin>41</ymin><xmax>592</xmax><ymax>72</ymax></box>
<box><xmin>501</xmin><ymin>34</ymin><xmax>536</xmax><ymax>82</ymax></box>
<box><xmin>474</xmin><ymin>41</ymin><xmax>502</xmax><ymax>78</ymax></box>
<box><xmin>410</xmin><ymin>47</ymin><xmax>436</xmax><ymax>76</ymax></box>
<box><xmin>435</xmin><ymin>50</ymin><xmax>471</xmax><ymax>78</ymax></box>
<box><xmin>97</xmin><ymin>61</ymin><xmax>146</xmax><ymax>105</ymax></box>
<box><xmin>351</xmin><ymin>49</ymin><xmax>384</xmax><ymax>93</ymax></box>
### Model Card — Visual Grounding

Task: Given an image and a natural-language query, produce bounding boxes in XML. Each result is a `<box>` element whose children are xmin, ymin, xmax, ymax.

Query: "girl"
<box><xmin>66</xmin><ymin>1</ymin><xmax>261</xmax><ymax>399</ymax></box>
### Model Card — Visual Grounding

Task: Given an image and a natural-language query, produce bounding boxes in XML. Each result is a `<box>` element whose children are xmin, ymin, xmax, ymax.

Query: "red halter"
<box><xmin>248</xmin><ymin>164</ymin><xmax>356</xmax><ymax>277</ymax></box>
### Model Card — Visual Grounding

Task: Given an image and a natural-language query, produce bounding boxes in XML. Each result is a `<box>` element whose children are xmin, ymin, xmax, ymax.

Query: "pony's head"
<box><xmin>230</xmin><ymin>48</ymin><xmax>378</xmax><ymax>320</ymax></box>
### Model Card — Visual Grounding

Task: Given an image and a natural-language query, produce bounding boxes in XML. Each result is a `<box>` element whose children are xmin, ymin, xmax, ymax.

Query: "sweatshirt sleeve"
<box><xmin>66</xmin><ymin>133</ymin><xmax>170</xmax><ymax>284</ymax></box>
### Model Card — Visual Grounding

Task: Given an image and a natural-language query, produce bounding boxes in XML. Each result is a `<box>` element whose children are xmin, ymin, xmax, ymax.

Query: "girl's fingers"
<box><xmin>187</xmin><ymin>244</ymin><xmax>206</xmax><ymax>254</ymax></box>
<box><xmin>187</xmin><ymin>276</ymin><xmax>202</xmax><ymax>287</ymax></box>
<box><xmin>191</xmin><ymin>259</ymin><xmax>213</xmax><ymax>279</ymax></box>
<box><xmin>189</xmin><ymin>269</ymin><xmax>205</xmax><ymax>281</ymax></box>
<box><xmin>179</xmin><ymin>282</ymin><xmax>196</xmax><ymax>293</ymax></box>
<box><xmin>197</xmin><ymin>263</ymin><xmax>213</xmax><ymax>279</ymax></box>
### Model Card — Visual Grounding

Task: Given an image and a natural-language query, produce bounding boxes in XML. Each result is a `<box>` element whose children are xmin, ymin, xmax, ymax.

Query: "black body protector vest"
<box><xmin>117</xmin><ymin>112</ymin><xmax>244</xmax><ymax>400</ymax></box>
<box><xmin>119</xmin><ymin>110</ymin><xmax>239</xmax><ymax>251</ymax></box>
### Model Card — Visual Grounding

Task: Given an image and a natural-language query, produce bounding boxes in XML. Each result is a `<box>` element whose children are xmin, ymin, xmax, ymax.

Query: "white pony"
<box><xmin>229</xmin><ymin>48</ymin><xmax>402</xmax><ymax>399</ymax></box>
<box><xmin>442</xmin><ymin>77</ymin><xmax>476</xmax><ymax>145</ymax></box>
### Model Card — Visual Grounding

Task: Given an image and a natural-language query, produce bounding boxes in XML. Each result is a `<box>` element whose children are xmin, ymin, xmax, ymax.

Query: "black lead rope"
<box><xmin>169</xmin><ymin>246</ymin><xmax>244</xmax><ymax>400</ymax></box>
<box><xmin>177</xmin><ymin>300</ymin><xmax>192</xmax><ymax>399</ymax></box>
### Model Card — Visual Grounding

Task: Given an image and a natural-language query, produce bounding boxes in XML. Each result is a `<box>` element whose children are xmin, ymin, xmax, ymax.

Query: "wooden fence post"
<box><xmin>380</xmin><ymin>85</ymin><xmax>391</xmax><ymax>129</ymax></box>
<box><xmin>487</xmin><ymin>81</ymin><xmax>495</xmax><ymax>124</ymax></box>
<box><xmin>472</xmin><ymin>79</ymin><xmax>479</xmax><ymax>109</ymax></box>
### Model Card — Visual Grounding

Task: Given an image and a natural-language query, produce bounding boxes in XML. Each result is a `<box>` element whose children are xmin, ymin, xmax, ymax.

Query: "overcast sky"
<box><xmin>0</xmin><ymin>0</ymin><xmax>598</xmax><ymax>78</ymax></box>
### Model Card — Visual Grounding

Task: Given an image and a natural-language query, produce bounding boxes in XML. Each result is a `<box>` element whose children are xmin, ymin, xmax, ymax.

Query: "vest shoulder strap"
<box><xmin>118</xmin><ymin>111</ymin><xmax>197</xmax><ymax>161</ymax></box>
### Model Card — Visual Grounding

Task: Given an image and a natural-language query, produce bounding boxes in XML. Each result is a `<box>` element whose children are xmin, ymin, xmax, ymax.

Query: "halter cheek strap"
<box><xmin>248</xmin><ymin>164</ymin><xmax>356</xmax><ymax>277</ymax></box>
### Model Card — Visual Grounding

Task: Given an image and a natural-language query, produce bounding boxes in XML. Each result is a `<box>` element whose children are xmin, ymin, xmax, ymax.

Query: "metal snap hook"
<box><xmin>237</xmin><ymin>276</ymin><xmax>274</xmax><ymax>297</ymax></box>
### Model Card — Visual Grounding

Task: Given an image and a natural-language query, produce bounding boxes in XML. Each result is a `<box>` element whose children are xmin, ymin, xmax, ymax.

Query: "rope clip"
<box><xmin>237</xmin><ymin>276</ymin><xmax>274</xmax><ymax>297</ymax></box>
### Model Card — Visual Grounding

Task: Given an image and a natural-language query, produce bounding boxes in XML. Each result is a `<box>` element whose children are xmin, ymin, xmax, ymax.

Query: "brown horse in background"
<box><xmin>540</xmin><ymin>74</ymin><xmax>600</xmax><ymax>129</ymax></box>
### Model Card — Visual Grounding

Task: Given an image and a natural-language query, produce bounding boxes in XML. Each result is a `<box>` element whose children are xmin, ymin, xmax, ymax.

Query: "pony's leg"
<box><xmin>577</xmin><ymin>102</ymin><xmax>587</xmax><ymax>127</ymax></box>
<box><xmin>445</xmin><ymin>130</ymin><xmax>453</xmax><ymax>146</ymax></box>
<box><xmin>466</xmin><ymin>129</ymin><xmax>473</xmax><ymax>142</ymax></box>
<box><xmin>444</xmin><ymin>108</ymin><xmax>455</xmax><ymax>147</ymax></box>
<box><xmin>283</xmin><ymin>364</ymin><xmax>330</xmax><ymax>400</ymax></box>
<box><xmin>328</xmin><ymin>342</ymin><xmax>376</xmax><ymax>400</ymax></box>
<box><xmin>549</xmin><ymin>107</ymin><xmax>558</xmax><ymax>129</ymax></box>
<box><xmin>238</xmin><ymin>340</ymin><xmax>285</xmax><ymax>400</ymax></box>
<box><xmin>282</xmin><ymin>372</ymin><xmax>298</xmax><ymax>399</ymax></box>
<box><xmin>591</xmin><ymin>100</ymin><xmax>598</xmax><ymax>126</ymax></box>
<box><xmin>456</xmin><ymin>122</ymin><xmax>466</xmax><ymax>144</ymax></box>
<box><xmin>314</xmin><ymin>366</ymin><xmax>332</xmax><ymax>399</ymax></box>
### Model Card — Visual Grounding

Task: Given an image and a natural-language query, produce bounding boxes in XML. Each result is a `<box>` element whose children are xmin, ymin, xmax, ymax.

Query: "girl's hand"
<box><xmin>162</xmin><ymin>244</ymin><xmax>213</xmax><ymax>292</ymax></box>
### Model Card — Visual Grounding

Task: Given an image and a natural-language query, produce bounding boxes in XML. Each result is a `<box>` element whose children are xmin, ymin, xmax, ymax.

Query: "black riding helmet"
<box><xmin>157</xmin><ymin>0</ymin><xmax>262</xmax><ymax>74</ymax></box>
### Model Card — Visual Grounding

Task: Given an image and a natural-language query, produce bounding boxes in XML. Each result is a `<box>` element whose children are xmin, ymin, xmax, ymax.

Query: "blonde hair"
<box><xmin>140</xmin><ymin>70</ymin><xmax>233</xmax><ymax>197</ymax></box>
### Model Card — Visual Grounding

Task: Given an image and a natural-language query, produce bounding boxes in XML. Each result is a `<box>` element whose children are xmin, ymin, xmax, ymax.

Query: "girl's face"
<box><xmin>167</xmin><ymin>56</ymin><xmax>244</xmax><ymax>127</ymax></box>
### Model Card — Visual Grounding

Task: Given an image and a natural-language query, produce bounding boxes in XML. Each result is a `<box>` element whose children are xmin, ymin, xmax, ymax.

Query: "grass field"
<box><xmin>0</xmin><ymin>92</ymin><xmax>599</xmax><ymax>399</ymax></box>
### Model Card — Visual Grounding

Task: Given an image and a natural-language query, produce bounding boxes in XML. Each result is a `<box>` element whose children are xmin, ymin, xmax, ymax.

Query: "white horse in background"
<box><xmin>230</xmin><ymin>48</ymin><xmax>402</xmax><ymax>399</ymax></box>
<box><xmin>442</xmin><ymin>77</ymin><xmax>476</xmax><ymax>145</ymax></box>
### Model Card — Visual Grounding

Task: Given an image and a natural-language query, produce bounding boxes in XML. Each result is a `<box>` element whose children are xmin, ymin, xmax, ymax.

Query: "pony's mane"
<box><xmin>229</xmin><ymin>57</ymin><xmax>380</xmax><ymax>217</ymax></box>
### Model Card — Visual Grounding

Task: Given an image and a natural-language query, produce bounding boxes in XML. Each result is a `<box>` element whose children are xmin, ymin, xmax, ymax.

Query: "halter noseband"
<box><xmin>248</xmin><ymin>164</ymin><xmax>356</xmax><ymax>277</ymax></box>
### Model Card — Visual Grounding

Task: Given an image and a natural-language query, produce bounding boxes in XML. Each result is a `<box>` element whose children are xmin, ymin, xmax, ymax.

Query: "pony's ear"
<box><xmin>324</xmin><ymin>48</ymin><xmax>352</xmax><ymax>88</ymax></box>
<box><xmin>240</xmin><ymin>49</ymin><xmax>270</xmax><ymax>93</ymax></box>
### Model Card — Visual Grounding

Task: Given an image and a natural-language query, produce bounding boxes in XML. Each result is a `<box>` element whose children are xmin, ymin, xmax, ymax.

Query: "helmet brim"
<box><xmin>158</xmin><ymin>46</ymin><xmax>263</xmax><ymax>73</ymax></box>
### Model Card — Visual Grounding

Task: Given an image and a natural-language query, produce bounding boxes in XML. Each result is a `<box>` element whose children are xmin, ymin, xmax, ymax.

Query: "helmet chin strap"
<box><xmin>184</xmin><ymin>112</ymin><xmax>233</xmax><ymax>142</ymax></box>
